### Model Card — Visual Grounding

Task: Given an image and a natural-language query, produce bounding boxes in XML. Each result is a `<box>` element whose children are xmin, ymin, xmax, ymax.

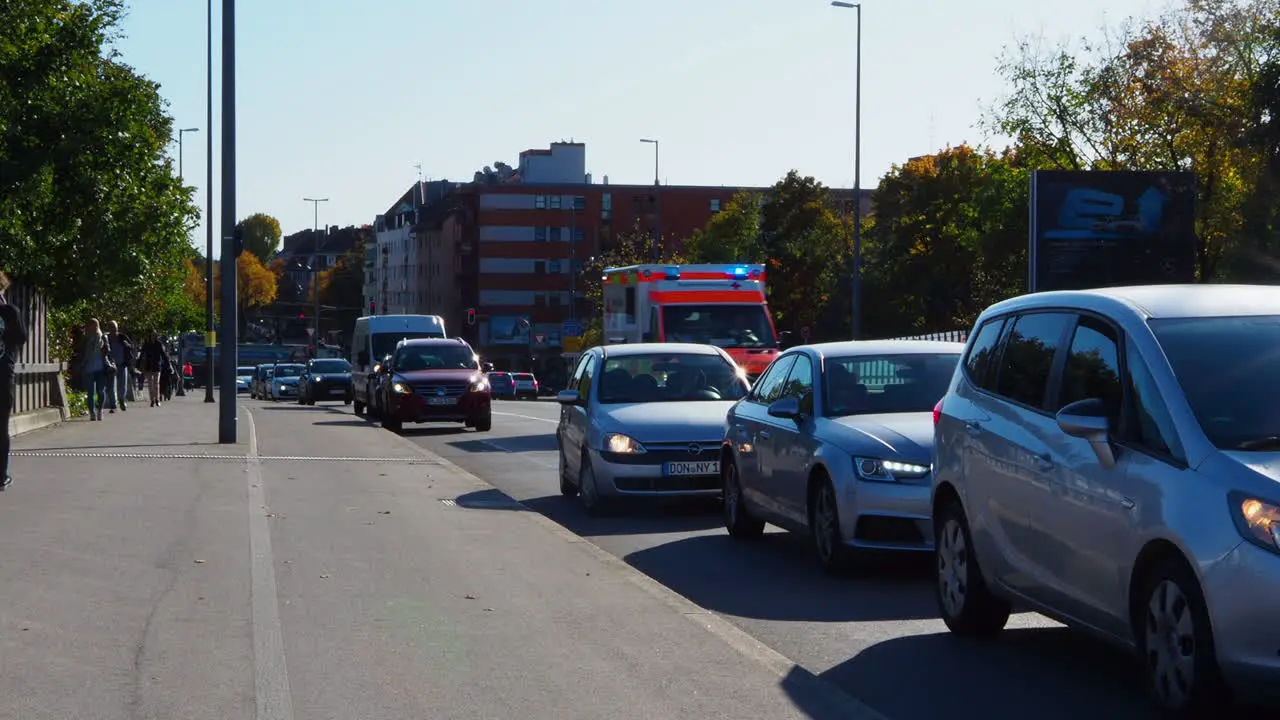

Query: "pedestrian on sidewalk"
<box><xmin>78</xmin><ymin>319</ymin><xmax>113</xmax><ymax>421</ymax></box>
<box><xmin>0</xmin><ymin>271</ymin><xmax>28</xmax><ymax>490</ymax></box>
<box><xmin>139</xmin><ymin>331</ymin><xmax>167</xmax><ymax>407</ymax></box>
<box><xmin>103</xmin><ymin>320</ymin><xmax>133</xmax><ymax>414</ymax></box>
<box><xmin>160</xmin><ymin>349</ymin><xmax>175</xmax><ymax>402</ymax></box>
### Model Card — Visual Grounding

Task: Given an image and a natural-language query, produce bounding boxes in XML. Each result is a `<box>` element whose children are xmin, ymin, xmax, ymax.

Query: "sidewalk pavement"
<box><xmin>1</xmin><ymin>395</ymin><xmax>880</xmax><ymax>720</ymax></box>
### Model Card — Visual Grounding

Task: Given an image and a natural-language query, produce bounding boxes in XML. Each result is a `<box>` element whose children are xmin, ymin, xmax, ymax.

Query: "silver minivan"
<box><xmin>932</xmin><ymin>284</ymin><xmax>1280</xmax><ymax>715</ymax></box>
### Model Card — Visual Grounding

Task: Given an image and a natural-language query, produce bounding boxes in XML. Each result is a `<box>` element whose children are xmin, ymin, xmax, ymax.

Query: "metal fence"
<box><xmin>8</xmin><ymin>283</ymin><xmax>65</xmax><ymax>419</ymax></box>
<box><xmin>853</xmin><ymin>329</ymin><xmax>969</xmax><ymax>386</ymax></box>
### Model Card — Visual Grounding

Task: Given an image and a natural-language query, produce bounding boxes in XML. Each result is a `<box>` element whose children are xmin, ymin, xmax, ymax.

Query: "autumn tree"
<box><xmin>314</xmin><ymin>232</ymin><xmax>367</xmax><ymax>339</ymax></box>
<box><xmin>684</xmin><ymin>191</ymin><xmax>764</xmax><ymax>263</ymax></box>
<box><xmin>577</xmin><ymin>221</ymin><xmax>686</xmax><ymax>349</ymax></box>
<box><xmin>237</xmin><ymin>213</ymin><xmax>283</xmax><ymax>265</ymax></box>
<box><xmin>863</xmin><ymin>146</ymin><xmax>1029</xmax><ymax>337</ymax></box>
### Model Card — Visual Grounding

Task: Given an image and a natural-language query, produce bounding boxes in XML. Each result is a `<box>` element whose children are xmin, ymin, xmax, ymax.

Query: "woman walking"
<box><xmin>79</xmin><ymin>319</ymin><xmax>112</xmax><ymax>421</ymax></box>
<box><xmin>0</xmin><ymin>271</ymin><xmax>28</xmax><ymax>489</ymax></box>
<box><xmin>139</xmin><ymin>331</ymin><xmax>167</xmax><ymax>407</ymax></box>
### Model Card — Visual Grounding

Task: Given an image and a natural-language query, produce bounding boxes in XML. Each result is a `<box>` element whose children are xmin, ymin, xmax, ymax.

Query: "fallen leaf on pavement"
<box><xmin>378</xmin><ymin>510</ymin><xmax>390</xmax><ymax>515</ymax></box>
<box><xmin>320</xmin><ymin>574</ymin><xmax>330</xmax><ymax>579</ymax></box>
<box><xmin>193</xmin><ymin>559</ymin><xmax>206</xmax><ymax>564</ymax></box>
<box><xmin>483</xmin><ymin>607</ymin><xmax>493</xmax><ymax>612</ymax></box>
<box><xmin>464</xmin><ymin>594</ymin><xmax>476</xmax><ymax>600</ymax></box>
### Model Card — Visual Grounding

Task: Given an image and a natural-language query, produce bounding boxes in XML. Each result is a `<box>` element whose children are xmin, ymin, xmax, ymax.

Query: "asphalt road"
<box><xmin>360</xmin><ymin>397</ymin><xmax>1166</xmax><ymax>720</ymax></box>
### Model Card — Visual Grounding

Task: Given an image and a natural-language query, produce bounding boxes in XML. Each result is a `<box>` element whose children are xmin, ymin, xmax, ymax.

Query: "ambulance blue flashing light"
<box><xmin>727</xmin><ymin>265</ymin><xmax>759</xmax><ymax>279</ymax></box>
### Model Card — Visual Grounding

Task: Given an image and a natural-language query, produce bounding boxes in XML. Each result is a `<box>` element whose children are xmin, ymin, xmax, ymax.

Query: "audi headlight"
<box><xmin>604</xmin><ymin>433</ymin><xmax>646</xmax><ymax>455</ymax></box>
<box><xmin>854</xmin><ymin>457</ymin><xmax>930</xmax><ymax>483</ymax></box>
<box><xmin>470</xmin><ymin>377</ymin><xmax>490</xmax><ymax>392</ymax></box>
<box><xmin>1229</xmin><ymin>492</ymin><xmax>1280</xmax><ymax>555</ymax></box>
<box><xmin>391</xmin><ymin>377</ymin><xmax>411</xmax><ymax>394</ymax></box>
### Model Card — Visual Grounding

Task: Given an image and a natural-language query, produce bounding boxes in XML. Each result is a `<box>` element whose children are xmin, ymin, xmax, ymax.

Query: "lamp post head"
<box><xmin>639</xmin><ymin>138</ymin><xmax>657</xmax><ymax>144</ymax></box>
<box><xmin>180</xmin><ymin>127</ymin><xmax>199</xmax><ymax>133</ymax></box>
<box><xmin>831</xmin><ymin>1</ymin><xmax>859</xmax><ymax>7</ymax></box>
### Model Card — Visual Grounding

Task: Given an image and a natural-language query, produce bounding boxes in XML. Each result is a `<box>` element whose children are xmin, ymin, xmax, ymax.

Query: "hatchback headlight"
<box><xmin>1229</xmin><ymin>492</ymin><xmax>1280</xmax><ymax>555</ymax></box>
<box><xmin>604</xmin><ymin>433</ymin><xmax>646</xmax><ymax>455</ymax></box>
<box><xmin>471</xmin><ymin>377</ymin><xmax>489</xmax><ymax>392</ymax></box>
<box><xmin>854</xmin><ymin>457</ymin><xmax>930</xmax><ymax>483</ymax></box>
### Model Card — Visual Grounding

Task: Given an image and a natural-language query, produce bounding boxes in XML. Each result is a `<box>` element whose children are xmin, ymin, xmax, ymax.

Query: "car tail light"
<box><xmin>933</xmin><ymin>398</ymin><xmax>943</xmax><ymax>426</ymax></box>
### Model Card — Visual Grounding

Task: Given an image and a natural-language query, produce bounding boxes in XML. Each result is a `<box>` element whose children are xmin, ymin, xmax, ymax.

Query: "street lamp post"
<box><xmin>303</xmin><ymin>197</ymin><xmax>329</xmax><ymax>352</ymax></box>
<box><xmin>177</xmin><ymin>127</ymin><xmax>199</xmax><ymax>179</ymax></box>
<box><xmin>203</xmin><ymin>0</ymin><xmax>215</xmax><ymax>403</ymax></box>
<box><xmin>639</xmin><ymin>138</ymin><xmax>660</xmax><ymax>261</ymax></box>
<box><xmin>832</xmin><ymin>0</ymin><xmax>863</xmax><ymax>339</ymax></box>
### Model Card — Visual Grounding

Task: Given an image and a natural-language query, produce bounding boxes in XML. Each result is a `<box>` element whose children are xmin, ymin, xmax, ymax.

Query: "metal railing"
<box><xmin>7</xmin><ymin>283</ymin><xmax>66</xmax><ymax>419</ymax></box>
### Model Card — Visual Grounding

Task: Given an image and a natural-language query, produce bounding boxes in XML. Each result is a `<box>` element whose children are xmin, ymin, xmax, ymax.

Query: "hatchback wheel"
<box><xmin>1138</xmin><ymin>557</ymin><xmax>1227</xmax><ymax>716</ymax></box>
<box><xmin>723</xmin><ymin>459</ymin><xmax>764</xmax><ymax>539</ymax></box>
<box><xmin>810</xmin><ymin>478</ymin><xmax>852</xmax><ymax>573</ymax></box>
<box><xmin>578</xmin><ymin>454</ymin><xmax>608</xmax><ymax>516</ymax></box>
<box><xmin>934</xmin><ymin>498</ymin><xmax>1010</xmax><ymax>635</ymax></box>
<box><xmin>558</xmin><ymin>447</ymin><xmax>578</xmax><ymax>497</ymax></box>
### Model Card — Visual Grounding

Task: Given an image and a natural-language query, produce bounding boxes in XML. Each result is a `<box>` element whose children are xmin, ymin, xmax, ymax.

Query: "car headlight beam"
<box><xmin>1230</xmin><ymin>491</ymin><xmax>1280</xmax><ymax>555</ymax></box>
<box><xmin>604</xmin><ymin>433</ymin><xmax>646</xmax><ymax>455</ymax></box>
<box><xmin>853</xmin><ymin>457</ymin><xmax>930</xmax><ymax>483</ymax></box>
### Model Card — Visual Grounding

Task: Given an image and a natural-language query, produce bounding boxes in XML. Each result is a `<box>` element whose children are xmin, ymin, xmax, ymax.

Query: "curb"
<box><xmin>377</xmin><ymin>418</ymin><xmax>889</xmax><ymax>720</ymax></box>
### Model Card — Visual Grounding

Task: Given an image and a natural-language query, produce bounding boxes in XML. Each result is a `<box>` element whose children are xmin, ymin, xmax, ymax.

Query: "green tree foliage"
<box><xmin>1</xmin><ymin>0</ymin><xmax>201</xmax><ymax>351</ymax></box>
<box><xmin>985</xmin><ymin>0</ymin><xmax>1280</xmax><ymax>280</ymax></box>
<box><xmin>756</xmin><ymin>172</ymin><xmax>848</xmax><ymax>336</ymax></box>
<box><xmin>862</xmin><ymin>146</ymin><xmax>1029</xmax><ymax>337</ymax></box>
<box><xmin>237</xmin><ymin>213</ymin><xmax>283</xmax><ymax>265</ymax></box>
<box><xmin>684</xmin><ymin>191</ymin><xmax>764</xmax><ymax>263</ymax></box>
<box><xmin>577</xmin><ymin>221</ymin><xmax>686</xmax><ymax>349</ymax></box>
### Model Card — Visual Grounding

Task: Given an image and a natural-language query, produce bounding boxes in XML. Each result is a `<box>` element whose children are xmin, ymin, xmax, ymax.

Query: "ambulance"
<box><xmin>601</xmin><ymin>263</ymin><xmax>780</xmax><ymax>381</ymax></box>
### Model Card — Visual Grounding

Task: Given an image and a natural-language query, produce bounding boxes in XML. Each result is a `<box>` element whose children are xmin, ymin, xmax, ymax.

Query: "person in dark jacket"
<box><xmin>139</xmin><ymin>331</ymin><xmax>168</xmax><ymax>407</ymax></box>
<box><xmin>0</xmin><ymin>271</ymin><xmax>28</xmax><ymax>489</ymax></box>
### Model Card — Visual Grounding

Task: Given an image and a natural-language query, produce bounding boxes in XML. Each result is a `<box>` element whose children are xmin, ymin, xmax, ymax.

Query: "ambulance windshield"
<box><xmin>661</xmin><ymin>305</ymin><xmax>777</xmax><ymax>348</ymax></box>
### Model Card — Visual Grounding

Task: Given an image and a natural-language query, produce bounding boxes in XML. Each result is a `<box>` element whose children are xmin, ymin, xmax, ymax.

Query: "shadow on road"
<box><xmin>819</xmin><ymin>627</ymin><xmax>1156</xmax><ymax>720</ymax></box>
<box><xmin>310</xmin><ymin>419</ymin><xmax>369</xmax><ymax>427</ymax></box>
<box><xmin>521</xmin><ymin>494</ymin><xmax>726</xmax><ymax>537</ymax></box>
<box><xmin>622</xmin><ymin>532</ymin><xmax>938</xmax><ymax>623</ymax></box>
<box><xmin>448</xmin><ymin>434</ymin><xmax>558</xmax><ymax>453</ymax></box>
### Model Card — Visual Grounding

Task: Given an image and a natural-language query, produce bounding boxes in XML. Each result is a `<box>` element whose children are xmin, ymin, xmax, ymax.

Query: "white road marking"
<box><xmin>492</xmin><ymin>410</ymin><xmax>558</xmax><ymax>424</ymax></box>
<box><xmin>477</xmin><ymin>438</ymin><xmax>558</xmax><ymax>469</ymax></box>
<box><xmin>243</xmin><ymin>409</ymin><xmax>295</xmax><ymax>720</ymax></box>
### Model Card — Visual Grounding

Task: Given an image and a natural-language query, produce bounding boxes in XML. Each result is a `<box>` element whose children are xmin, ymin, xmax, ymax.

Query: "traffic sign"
<box><xmin>306</xmin><ymin>328</ymin><xmax>315</xmax><ymax>338</ymax></box>
<box><xmin>562</xmin><ymin>319</ymin><xmax>583</xmax><ymax>337</ymax></box>
<box><xmin>533</xmin><ymin>333</ymin><xmax>546</xmax><ymax>345</ymax></box>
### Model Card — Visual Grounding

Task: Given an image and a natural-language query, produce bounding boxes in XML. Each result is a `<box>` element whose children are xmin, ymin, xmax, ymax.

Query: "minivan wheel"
<box><xmin>934</xmin><ymin>498</ymin><xmax>1010</xmax><ymax>636</ymax></box>
<box><xmin>1138</xmin><ymin>557</ymin><xmax>1227</xmax><ymax>716</ymax></box>
<box><xmin>723</xmin><ymin>459</ymin><xmax>764</xmax><ymax>539</ymax></box>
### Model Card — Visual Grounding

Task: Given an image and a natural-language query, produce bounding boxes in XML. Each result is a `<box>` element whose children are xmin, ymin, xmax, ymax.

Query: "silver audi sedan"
<box><xmin>556</xmin><ymin>342</ymin><xmax>751</xmax><ymax>515</ymax></box>
<box><xmin>720</xmin><ymin>340</ymin><xmax>963</xmax><ymax>573</ymax></box>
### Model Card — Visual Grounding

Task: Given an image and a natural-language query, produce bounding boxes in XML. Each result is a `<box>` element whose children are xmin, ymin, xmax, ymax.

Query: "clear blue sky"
<box><xmin>112</xmin><ymin>0</ymin><xmax>1159</xmax><ymax>257</ymax></box>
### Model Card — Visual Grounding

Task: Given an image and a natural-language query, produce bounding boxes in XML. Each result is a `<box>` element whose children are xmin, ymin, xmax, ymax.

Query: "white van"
<box><xmin>350</xmin><ymin>314</ymin><xmax>447</xmax><ymax>415</ymax></box>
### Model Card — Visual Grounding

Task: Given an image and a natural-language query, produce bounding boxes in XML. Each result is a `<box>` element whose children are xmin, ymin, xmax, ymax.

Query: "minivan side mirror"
<box><xmin>1056</xmin><ymin>398</ymin><xmax>1116</xmax><ymax>468</ymax></box>
<box><xmin>767</xmin><ymin>396</ymin><xmax>803</xmax><ymax>422</ymax></box>
<box><xmin>557</xmin><ymin>389</ymin><xmax>580</xmax><ymax>405</ymax></box>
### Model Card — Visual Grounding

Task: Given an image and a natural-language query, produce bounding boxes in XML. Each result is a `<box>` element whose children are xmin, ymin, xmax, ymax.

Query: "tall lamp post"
<box><xmin>303</xmin><ymin>197</ymin><xmax>329</xmax><ymax>351</ymax></box>
<box><xmin>203</xmin><ymin>0</ymin><xmax>216</xmax><ymax>403</ymax></box>
<box><xmin>177</xmin><ymin>127</ymin><xmax>199</xmax><ymax>179</ymax></box>
<box><xmin>639</xmin><ymin>138</ymin><xmax>660</xmax><ymax>261</ymax></box>
<box><xmin>832</xmin><ymin>0</ymin><xmax>863</xmax><ymax>339</ymax></box>
<box><xmin>217</xmin><ymin>0</ymin><xmax>238</xmax><ymax>443</ymax></box>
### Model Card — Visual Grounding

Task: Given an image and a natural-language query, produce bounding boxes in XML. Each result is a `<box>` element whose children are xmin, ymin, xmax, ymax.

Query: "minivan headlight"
<box><xmin>1229</xmin><ymin>491</ymin><xmax>1280</xmax><ymax>555</ymax></box>
<box><xmin>854</xmin><ymin>457</ymin><xmax>930</xmax><ymax>483</ymax></box>
<box><xmin>604</xmin><ymin>433</ymin><xmax>646</xmax><ymax>455</ymax></box>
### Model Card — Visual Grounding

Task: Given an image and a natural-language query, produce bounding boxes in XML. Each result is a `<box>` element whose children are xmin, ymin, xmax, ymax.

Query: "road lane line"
<box><xmin>243</xmin><ymin>409</ymin><xmax>296</xmax><ymax>720</ymax></box>
<box><xmin>492</xmin><ymin>410</ymin><xmax>558</xmax><ymax>424</ymax></box>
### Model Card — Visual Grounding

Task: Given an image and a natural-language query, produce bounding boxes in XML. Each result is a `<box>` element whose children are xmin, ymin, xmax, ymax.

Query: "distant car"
<box><xmin>512</xmin><ymin>372</ymin><xmax>539</xmax><ymax>400</ymax></box>
<box><xmin>268</xmin><ymin>363</ymin><xmax>306</xmax><ymax>401</ymax></box>
<box><xmin>298</xmin><ymin>357</ymin><xmax>353</xmax><ymax>405</ymax></box>
<box><xmin>376</xmin><ymin>338</ymin><xmax>491</xmax><ymax>433</ymax></box>
<box><xmin>555</xmin><ymin>343</ymin><xmax>749</xmax><ymax>514</ymax></box>
<box><xmin>721</xmin><ymin>340</ymin><xmax>963</xmax><ymax>573</ymax></box>
<box><xmin>251</xmin><ymin>365</ymin><xmax>274</xmax><ymax>399</ymax></box>
<box><xmin>235</xmin><ymin>366</ymin><xmax>255</xmax><ymax>393</ymax></box>
<box><xmin>933</xmin><ymin>284</ymin><xmax>1280</xmax><ymax>715</ymax></box>
<box><xmin>487</xmin><ymin>372</ymin><xmax>516</xmax><ymax>400</ymax></box>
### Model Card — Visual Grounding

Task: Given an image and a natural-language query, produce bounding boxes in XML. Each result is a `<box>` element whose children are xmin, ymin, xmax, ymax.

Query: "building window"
<box><xmin>573</xmin><ymin>195</ymin><xmax>586</xmax><ymax>210</ymax></box>
<box><xmin>710</xmin><ymin>198</ymin><xmax>721</xmax><ymax>213</ymax></box>
<box><xmin>550</xmin><ymin>195</ymin><xmax>562</xmax><ymax>209</ymax></box>
<box><xmin>602</xmin><ymin>193</ymin><xmax>612</xmax><ymax>211</ymax></box>
<box><xmin>534</xmin><ymin>226</ymin><xmax>547</xmax><ymax>242</ymax></box>
<box><xmin>572</xmin><ymin>228</ymin><xmax>584</xmax><ymax>243</ymax></box>
<box><xmin>549</xmin><ymin>293</ymin><xmax>562</xmax><ymax>306</ymax></box>
<box><xmin>534</xmin><ymin>260</ymin><xmax>546</xmax><ymax>274</ymax></box>
<box><xmin>534</xmin><ymin>194</ymin><xmax>547</xmax><ymax>209</ymax></box>
<box><xmin>534</xmin><ymin>292</ymin><xmax>547</xmax><ymax>307</ymax></box>
<box><xmin>550</xmin><ymin>227</ymin><xmax>562</xmax><ymax>242</ymax></box>
<box><xmin>548</xmin><ymin>260</ymin><xmax>562</xmax><ymax>274</ymax></box>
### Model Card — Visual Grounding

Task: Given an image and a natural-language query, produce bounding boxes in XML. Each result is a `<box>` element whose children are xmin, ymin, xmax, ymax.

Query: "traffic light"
<box><xmin>466</xmin><ymin>308</ymin><xmax>476</xmax><ymax>326</ymax></box>
<box><xmin>369</xmin><ymin>300</ymin><xmax>375</xmax><ymax>314</ymax></box>
<box><xmin>298</xmin><ymin>313</ymin><xmax>305</xmax><ymax>320</ymax></box>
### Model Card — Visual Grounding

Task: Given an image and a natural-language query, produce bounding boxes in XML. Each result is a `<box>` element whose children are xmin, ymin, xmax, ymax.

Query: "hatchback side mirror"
<box><xmin>1056</xmin><ymin>398</ymin><xmax>1116</xmax><ymax>468</ymax></box>
<box><xmin>767</xmin><ymin>396</ymin><xmax>803</xmax><ymax>422</ymax></box>
<box><xmin>557</xmin><ymin>389</ymin><xmax>581</xmax><ymax>405</ymax></box>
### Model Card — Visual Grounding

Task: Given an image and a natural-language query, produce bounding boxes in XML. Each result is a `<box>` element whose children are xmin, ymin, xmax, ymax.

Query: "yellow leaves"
<box><xmin>236</xmin><ymin>251</ymin><xmax>277</xmax><ymax>309</ymax></box>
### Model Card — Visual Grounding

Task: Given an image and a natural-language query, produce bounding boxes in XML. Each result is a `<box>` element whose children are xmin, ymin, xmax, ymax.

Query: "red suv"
<box><xmin>376</xmin><ymin>338</ymin><xmax>492</xmax><ymax>433</ymax></box>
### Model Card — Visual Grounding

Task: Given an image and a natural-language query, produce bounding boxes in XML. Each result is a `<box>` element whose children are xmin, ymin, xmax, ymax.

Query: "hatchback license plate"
<box><xmin>427</xmin><ymin>396</ymin><xmax>458</xmax><ymax>406</ymax></box>
<box><xmin>663</xmin><ymin>461</ymin><xmax>719</xmax><ymax>477</ymax></box>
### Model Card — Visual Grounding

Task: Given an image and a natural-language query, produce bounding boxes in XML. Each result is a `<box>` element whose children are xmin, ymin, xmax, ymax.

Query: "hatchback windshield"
<box><xmin>1150</xmin><ymin>315</ymin><xmax>1280</xmax><ymax>450</ymax></box>
<box><xmin>598</xmin><ymin>353</ymin><xmax>748</xmax><ymax>403</ymax></box>
<box><xmin>309</xmin><ymin>359</ymin><xmax>351</xmax><ymax>374</ymax></box>
<box><xmin>825</xmin><ymin>353</ymin><xmax>960</xmax><ymax>416</ymax></box>
<box><xmin>273</xmin><ymin>364</ymin><xmax>304</xmax><ymax>378</ymax></box>
<box><xmin>394</xmin><ymin>345</ymin><xmax>478</xmax><ymax>371</ymax></box>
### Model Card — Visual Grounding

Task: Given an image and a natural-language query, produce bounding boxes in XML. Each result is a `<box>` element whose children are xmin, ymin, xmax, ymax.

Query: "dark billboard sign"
<box><xmin>1029</xmin><ymin>170</ymin><xmax>1197</xmax><ymax>292</ymax></box>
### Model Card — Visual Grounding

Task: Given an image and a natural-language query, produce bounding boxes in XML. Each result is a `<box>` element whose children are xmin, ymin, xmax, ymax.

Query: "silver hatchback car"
<box><xmin>932</xmin><ymin>284</ymin><xmax>1280</xmax><ymax>715</ymax></box>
